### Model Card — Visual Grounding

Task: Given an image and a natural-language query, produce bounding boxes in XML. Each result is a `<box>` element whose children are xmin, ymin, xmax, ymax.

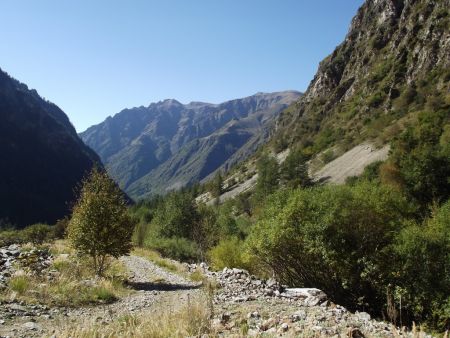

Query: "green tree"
<box><xmin>390</xmin><ymin>112</ymin><xmax>450</xmax><ymax>207</ymax></box>
<box><xmin>210</xmin><ymin>171</ymin><xmax>223</xmax><ymax>199</ymax></box>
<box><xmin>280</xmin><ymin>148</ymin><xmax>311</xmax><ymax>188</ymax></box>
<box><xmin>255</xmin><ymin>153</ymin><xmax>279</xmax><ymax>201</ymax></box>
<box><xmin>150</xmin><ymin>191</ymin><xmax>199</xmax><ymax>239</ymax></box>
<box><xmin>68</xmin><ymin>168</ymin><xmax>135</xmax><ymax>276</ymax></box>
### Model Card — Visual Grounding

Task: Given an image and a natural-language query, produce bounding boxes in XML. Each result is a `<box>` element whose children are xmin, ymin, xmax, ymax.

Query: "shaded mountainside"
<box><xmin>0</xmin><ymin>68</ymin><xmax>101</xmax><ymax>228</ymax></box>
<box><xmin>80</xmin><ymin>91</ymin><xmax>301</xmax><ymax>199</ymax></box>
<box><xmin>273</xmin><ymin>0</ymin><xmax>450</xmax><ymax>153</ymax></box>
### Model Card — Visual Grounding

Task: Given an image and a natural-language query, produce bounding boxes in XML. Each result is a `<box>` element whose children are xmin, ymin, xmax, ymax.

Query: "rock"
<box><xmin>356</xmin><ymin>311</ymin><xmax>371</xmax><ymax>321</ymax></box>
<box><xmin>259</xmin><ymin>317</ymin><xmax>277</xmax><ymax>331</ymax></box>
<box><xmin>305</xmin><ymin>296</ymin><xmax>322</xmax><ymax>307</ymax></box>
<box><xmin>247</xmin><ymin>311</ymin><xmax>260</xmax><ymax>319</ymax></box>
<box><xmin>280</xmin><ymin>322</ymin><xmax>289</xmax><ymax>332</ymax></box>
<box><xmin>291</xmin><ymin>310</ymin><xmax>307</xmax><ymax>322</ymax></box>
<box><xmin>266</xmin><ymin>327</ymin><xmax>277</xmax><ymax>334</ymax></box>
<box><xmin>23</xmin><ymin>321</ymin><xmax>40</xmax><ymax>330</ymax></box>
<box><xmin>8</xmin><ymin>304</ymin><xmax>27</xmax><ymax>312</ymax></box>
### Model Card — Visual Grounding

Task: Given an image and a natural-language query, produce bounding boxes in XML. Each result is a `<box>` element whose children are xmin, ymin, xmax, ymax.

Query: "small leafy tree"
<box><xmin>210</xmin><ymin>171</ymin><xmax>223</xmax><ymax>198</ymax></box>
<box><xmin>68</xmin><ymin>168</ymin><xmax>135</xmax><ymax>276</ymax></box>
<box><xmin>280</xmin><ymin>148</ymin><xmax>311</xmax><ymax>188</ymax></box>
<box><xmin>255</xmin><ymin>152</ymin><xmax>279</xmax><ymax>201</ymax></box>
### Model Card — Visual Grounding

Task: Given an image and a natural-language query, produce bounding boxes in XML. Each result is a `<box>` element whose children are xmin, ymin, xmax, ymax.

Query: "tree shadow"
<box><xmin>125</xmin><ymin>281</ymin><xmax>202</xmax><ymax>292</ymax></box>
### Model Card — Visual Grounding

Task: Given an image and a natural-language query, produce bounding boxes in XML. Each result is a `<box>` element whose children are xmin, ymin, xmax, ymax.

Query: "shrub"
<box><xmin>133</xmin><ymin>221</ymin><xmax>148</xmax><ymax>247</ymax></box>
<box><xmin>150</xmin><ymin>191</ymin><xmax>199</xmax><ymax>239</ymax></box>
<box><xmin>393</xmin><ymin>200</ymin><xmax>450</xmax><ymax>330</ymax></box>
<box><xmin>23</xmin><ymin>223</ymin><xmax>54</xmax><ymax>244</ymax></box>
<box><xmin>54</xmin><ymin>217</ymin><xmax>69</xmax><ymax>239</ymax></box>
<box><xmin>208</xmin><ymin>237</ymin><xmax>255</xmax><ymax>272</ymax></box>
<box><xmin>247</xmin><ymin>182</ymin><xmax>415</xmax><ymax>314</ymax></box>
<box><xmin>390</xmin><ymin>111</ymin><xmax>450</xmax><ymax>207</ymax></box>
<box><xmin>145</xmin><ymin>237</ymin><xmax>199</xmax><ymax>262</ymax></box>
<box><xmin>0</xmin><ymin>229</ymin><xmax>25</xmax><ymax>246</ymax></box>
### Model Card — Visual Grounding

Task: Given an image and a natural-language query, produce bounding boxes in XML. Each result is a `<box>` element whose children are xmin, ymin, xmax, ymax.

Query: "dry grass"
<box><xmin>57</xmin><ymin>293</ymin><xmax>212</xmax><ymax>338</ymax></box>
<box><xmin>1</xmin><ymin>240</ymin><xmax>130</xmax><ymax>307</ymax></box>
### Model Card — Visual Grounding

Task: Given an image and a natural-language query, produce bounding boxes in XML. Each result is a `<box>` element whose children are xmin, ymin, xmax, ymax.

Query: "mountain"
<box><xmin>271</xmin><ymin>0</ymin><xmax>449</xmax><ymax>153</ymax></box>
<box><xmin>0</xmin><ymin>68</ymin><xmax>101</xmax><ymax>228</ymax></box>
<box><xmin>80</xmin><ymin>91</ymin><xmax>301</xmax><ymax>199</ymax></box>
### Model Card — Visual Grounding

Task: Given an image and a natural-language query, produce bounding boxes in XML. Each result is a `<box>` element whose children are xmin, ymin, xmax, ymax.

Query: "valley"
<box><xmin>0</xmin><ymin>0</ymin><xmax>449</xmax><ymax>336</ymax></box>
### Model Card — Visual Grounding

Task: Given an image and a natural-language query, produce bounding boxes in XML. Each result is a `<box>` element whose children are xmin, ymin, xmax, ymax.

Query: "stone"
<box><xmin>266</xmin><ymin>327</ymin><xmax>277</xmax><ymax>334</ymax></box>
<box><xmin>259</xmin><ymin>318</ymin><xmax>277</xmax><ymax>331</ymax></box>
<box><xmin>23</xmin><ymin>321</ymin><xmax>40</xmax><ymax>330</ymax></box>
<box><xmin>356</xmin><ymin>311</ymin><xmax>371</xmax><ymax>321</ymax></box>
<box><xmin>280</xmin><ymin>322</ymin><xmax>289</xmax><ymax>332</ymax></box>
<box><xmin>291</xmin><ymin>309</ymin><xmax>307</xmax><ymax>322</ymax></box>
<box><xmin>247</xmin><ymin>311</ymin><xmax>260</xmax><ymax>319</ymax></box>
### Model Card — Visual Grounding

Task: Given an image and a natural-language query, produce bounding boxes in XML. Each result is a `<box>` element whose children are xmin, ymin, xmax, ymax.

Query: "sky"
<box><xmin>0</xmin><ymin>0</ymin><xmax>364</xmax><ymax>132</ymax></box>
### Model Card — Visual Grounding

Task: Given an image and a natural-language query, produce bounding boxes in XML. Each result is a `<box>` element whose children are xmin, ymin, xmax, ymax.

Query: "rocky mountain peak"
<box><xmin>80</xmin><ymin>91</ymin><xmax>301</xmax><ymax>199</ymax></box>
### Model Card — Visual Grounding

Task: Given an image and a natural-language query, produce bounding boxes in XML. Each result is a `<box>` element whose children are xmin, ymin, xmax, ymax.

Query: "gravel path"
<box><xmin>0</xmin><ymin>255</ymin><xmax>201</xmax><ymax>337</ymax></box>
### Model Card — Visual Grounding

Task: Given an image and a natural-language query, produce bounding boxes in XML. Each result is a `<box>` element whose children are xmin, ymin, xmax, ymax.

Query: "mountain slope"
<box><xmin>0</xmin><ymin>68</ymin><xmax>101</xmax><ymax>228</ymax></box>
<box><xmin>80</xmin><ymin>91</ymin><xmax>301</xmax><ymax>199</ymax></box>
<box><xmin>272</xmin><ymin>0</ymin><xmax>449</xmax><ymax>153</ymax></box>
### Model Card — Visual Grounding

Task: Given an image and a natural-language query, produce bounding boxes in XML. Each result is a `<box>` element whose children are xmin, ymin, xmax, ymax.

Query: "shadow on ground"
<box><xmin>126</xmin><ymin>281</ymin><xmax>202</xmax><ymax>292</ymax></box>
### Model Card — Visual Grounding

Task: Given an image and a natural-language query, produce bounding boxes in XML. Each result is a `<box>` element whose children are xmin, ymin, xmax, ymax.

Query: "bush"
<box><xmin>150</xmin><ymin>191</ymin><xmax>199</xmax><ymax>239</ymax></box>
<box><xmin>54</xmin><ymin>218</ymin><xmax>69</xmax><ymax>239</ymax></box>
<box><xmin>208</xmin><ymin>237</ymin><xmax>249</xmax><ymax>271</ymax></box>
<box><xmin>393</xmin><ymin>200</ymin><xmax>450</xmax><ymax>330</ymax></box>
<box><xmin>247</xmin><ymin>182</ymin><xmax>415</xmax><ymax>314</ymax></box>
<box><xmin>0</xmin><ymin>224</ymin><xmax>54</xmax><ymax>246</ymax></box>
<box><xmin>390</xmin><ymin>111</ymin><xmax>450</xmax><ymax>207</ymax></box>
<box><xmin>145</xmin><ymin>237</ymin><xmax>199</xmax><ymax>262</ymax></box>
<box><xmin>0</xmin><ymin>229</ymin><xmax>25</xmax><ymax>246</ymax></box>
<box><xmin>23</xmin><ymin>223</ymin><xmax>54</xmax><ymax>244</ymax></box>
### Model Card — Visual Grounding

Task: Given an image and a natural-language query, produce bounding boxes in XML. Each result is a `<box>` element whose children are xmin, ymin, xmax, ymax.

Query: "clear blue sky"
<box><xmin>0</xmin><ymin>0</ymin><xmax>363</xmax><ymax>132</ymax></box>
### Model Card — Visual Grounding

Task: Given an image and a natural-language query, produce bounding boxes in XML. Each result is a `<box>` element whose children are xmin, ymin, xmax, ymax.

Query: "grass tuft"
<box><xmin>8</xmin><ymin>275</ymin><xmax>30</xmax><ymax>295</ymax></box>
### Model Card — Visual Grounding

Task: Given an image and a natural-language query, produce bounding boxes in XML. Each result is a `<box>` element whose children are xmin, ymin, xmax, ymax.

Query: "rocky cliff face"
<box><xmin>275</xmin><ymin>0</ymin><xmax>449</xmax><ymax>151</ymax></box>
<box><xmin>80</xmin><ymin>91</ymin><xmax>301</xmax><ymax>199</ymax></box>
<box><xmin>0</xmin><ymin>68</ymin><xmax>101</xmax><ymax>227</ymax></box>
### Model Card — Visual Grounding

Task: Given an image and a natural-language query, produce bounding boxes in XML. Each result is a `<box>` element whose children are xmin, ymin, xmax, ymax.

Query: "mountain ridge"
<box><xmin>0</xmin><ymin>68</ymin><xmax>101</xmax><ymax>227</ymax></box>
<box><xmin>271</xmin><ymin>0</ymin><xmax>449</xmax><ymax>152</ymax></box>
<box><xmin>80</xmin><ymin>91</ymin><xmax>301</xmax><ymax>199</ymax></box>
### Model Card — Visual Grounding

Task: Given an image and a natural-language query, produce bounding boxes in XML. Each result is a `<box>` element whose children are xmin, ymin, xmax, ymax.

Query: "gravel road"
<box><xmin>0</xmin><ymin>255</ymin><xmax>201</xmax><ymax>337</ymax></box>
